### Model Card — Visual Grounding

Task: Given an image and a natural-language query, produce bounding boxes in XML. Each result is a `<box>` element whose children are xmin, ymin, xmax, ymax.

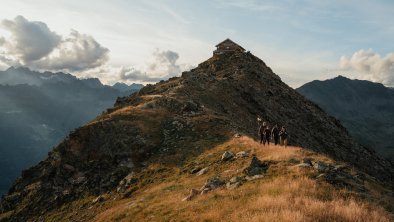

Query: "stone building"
<box><xmin>213</xmin><ymin>38</ymin><xmax>245</xmax><ymax>55</ymax></box>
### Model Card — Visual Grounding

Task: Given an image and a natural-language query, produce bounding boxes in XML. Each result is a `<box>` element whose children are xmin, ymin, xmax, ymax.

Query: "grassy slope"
<box><xmin>28</xmin><ymin>137</ymin><xmax>393</xmax><ymax>222</ymax></box>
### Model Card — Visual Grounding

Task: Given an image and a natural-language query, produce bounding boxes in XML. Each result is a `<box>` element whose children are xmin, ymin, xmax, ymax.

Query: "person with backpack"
<box><xmin>259</xmin><ymin>122</ymin><xmax>267</xmax><ymax>144</ymax></box>
<box><xmin>279</xmin><ymin>126</ymin><xmax>288</xmax><ymax>148</ymax></box>
<box><xmin>263</xmin><ymin>125</ymin><xmax>271</xmax><ymax>145</ymax></box>
<box><xmin>271</xmin><ymin>124</ymin><xmax>280</xmax><ymax>145</ymax></box>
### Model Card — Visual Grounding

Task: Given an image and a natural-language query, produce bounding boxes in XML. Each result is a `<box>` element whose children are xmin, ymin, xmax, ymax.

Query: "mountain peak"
<box><xmin>80</xmin><ymin>77</ymin><xmax>103</xmax><ymax>88</ymax></box>
<box><xmin>297</xmin><ymin>77</ymin><xmax>394</xmax><ymax>161</ymax></box>
<box><xmin>5</xmin><ymin>66</ymin><xmax>31</xmax><ymax>73</ymax></box>
<box><xmin>187</xmin><ymin>50</ymin><xmax>277</xmax><ymax>82</ymax></box>
<box><xmin>335</xmin><ymin>75</ymin><xmax>349</xmax><ymax>80</ymax></box>
<box><xmin>1</xmin><ymin>45</ymin><xmax>393</xmax><ymax>220</ymax></box>
<box><xmin>5</xmin><ymin>66</ymin><xmax>16</xmax><ymax>71</ymax></box>
<box><xmin>112</xmin><ymin>82</ymin><xmax>144</xmax><ymax>92</ymax></box>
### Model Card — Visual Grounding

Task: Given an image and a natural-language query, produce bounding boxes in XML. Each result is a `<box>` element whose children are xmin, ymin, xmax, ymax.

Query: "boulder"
<box><xmin>200</xmin><ymin>188</ymin><xmax>211</xmax><ymax>195</ymax></box>
<box><xmin>296</xmin><ymin>163</ymin><xmax>312</xmax><ymax>168</ymax></box>
<box><xmin>200</xmin><ymin>177</ymin><xmax>225</xmax><ymax>194</ymax></box>
<box><xmin>233</xmin><ymin>133</ymin><xmax>241</xmax><ymax>138</ymax></box>
<box><xmin>245</xmin><ymin>175</ymin><xmax>264</xmax><ymax>181</ymax></box>
<box><xmin>226</xmin><ymin>176</ymin><xmax>245</xmax><ymax>189</ymax></box>
<box><xmin>92</xmin><ymin>195</ymin><xmax>106</xmax><ymax>204</ymax></box>
<box><xmin>236</xmin><ymin>151</ymin><xmax>249</xmax><ymax>158</ymax></box>
<box><xmin>189</xmin><ymin>167</ymin><xmax>202</xmax><ymax>174</ymax></box>
<box><xmin>221</xmin><ymin>151</ymin><xmax>235</xmax><ymax>161</ymax></box>
<box><xmin>196</xmin><ymin>167</ymin><xmax>209</xmax><ymax>176</ymax></box>
<box><xmin>244</xmin><ymin>156</ymin><xmax>269</xmax><ymax>176</ymax></box>
<box><xmin>117</xmin><ymin>172</ymin><xmax>138</xmax><ymax>193</ymax></box>
<box><xmin>316</xmin><ymin>173</ymin><xmax>326</xmax><ymax>180</ymax></box>
<box><xmin>333</xmin><ymin>164</ymin><xmax>348</xmax><ymax>171</ymax></box>
<box><xmin>311</xmin><ymin>161</ymin><xmax>328</xmax><ymax>172</ymax></box>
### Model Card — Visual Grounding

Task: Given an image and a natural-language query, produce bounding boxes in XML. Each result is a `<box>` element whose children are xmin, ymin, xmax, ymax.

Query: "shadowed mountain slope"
<box><xmin>0</xmin><ymin>67</ymin><xmax>142</xmax><ymax>196</ymax></box>
<box><xmin>297</xmin><ymin>76</ymin><xmax>394</xmax><ymax>160</ymax></box>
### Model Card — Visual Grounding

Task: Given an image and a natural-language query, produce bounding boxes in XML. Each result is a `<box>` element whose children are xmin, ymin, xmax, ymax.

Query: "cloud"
<box><xmin>119</xmin><ymin>67</ymin><xmax>164</xmax><ymax>82</ymax></box>
<box><xmin>0</xmin><ymin>16</ymin><xmax>108</xmax><ymax>72</ymax></box>
<box><xmin>34</xmin><ymin>30</ymin><xmax>109</xmax><ymax>71</ymax></box>
<box><xmin>0</xmin><ymin>15</ymin><xmax>61</xmax><ymax>63</ymax></box>
<box><xmin>0</xmin><ymin>16</ymin><xmax>188</xmax><ymax>84</ymax></box>
<box><xmin>339</xmin><ymin>49</ymin><xmax>394</xmax><ymax>86</ymax></box>
<box><xmin>120</xmin><ymin>49</ymin><xmax>183</xmax><ymax>82</ymax></box>
<box><xmin>70</xmin><ymin>49</ymin><xmax>192</xmax><ymax>85</ymax></box>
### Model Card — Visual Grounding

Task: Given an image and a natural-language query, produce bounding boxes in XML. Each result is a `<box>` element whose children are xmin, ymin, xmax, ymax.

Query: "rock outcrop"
<box><xmin>244</xmin><ymin>156</ymin><xmax>269</xmax><ymax>176</ymax></box>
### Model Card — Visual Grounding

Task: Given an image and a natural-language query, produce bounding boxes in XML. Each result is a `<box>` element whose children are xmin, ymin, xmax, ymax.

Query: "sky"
<box><xmin>0</xmin><ymin>0</ymin><xmax>394</xmax><ymax>88</ymax></box>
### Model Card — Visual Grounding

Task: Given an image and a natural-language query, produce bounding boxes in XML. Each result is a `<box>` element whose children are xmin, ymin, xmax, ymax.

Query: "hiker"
<box><xmin>263</xmin><ymin>126</ymin><xmax>271</xmax><ymax>145</ymax></box>
<box><xmin>259</xmin><ymin>122</ymin><xmax>266</xmax><ymax>144</ymax></box>
<box><xmin>279</xmin><ymin>126</ymin><xmax>288</xmax><ymax>148</ymax></box>
<box><xmin>271</xmin><ymin>124</ymin><xmax>280</xmax><ymax>145</ymax></box>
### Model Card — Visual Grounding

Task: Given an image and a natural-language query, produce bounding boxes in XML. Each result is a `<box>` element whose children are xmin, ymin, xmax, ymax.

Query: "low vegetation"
<box><xmin>30</xmin><ymin>136</ymin><xmax>392</xmax><ymax>222</ymax></box>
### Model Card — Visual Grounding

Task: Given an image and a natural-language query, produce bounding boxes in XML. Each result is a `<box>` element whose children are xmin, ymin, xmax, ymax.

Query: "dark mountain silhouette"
<box><xmin>0</xmin><ymin>67</ymin><xmax>143</xmax><ymax>196</ymax></box>
<box><xmin>0</xmin><ymin>67</ymin><xmax>78</xmax><ymax>86</ymax></box>
<box><xmin>1</xmin><ymin>50</ymin><xmax>393</xmax><ymax>221</ymax></box>
<box><xmin>112</xmin><ymin>82</ymin><xmax>144</xmax><ymax>92</ymax></box>
<box><xmin>297</xmin><ymin>76</ymin><xmax>394</xmax><ymax>160</ymax></box>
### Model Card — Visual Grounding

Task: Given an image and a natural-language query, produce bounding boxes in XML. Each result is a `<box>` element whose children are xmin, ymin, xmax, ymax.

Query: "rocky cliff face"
<box><xmin>297</xmin><ymin>76</ymin><xmax>394</xmax><ymax>160</ymax></box>
<box><xmin>1</xmin><ymin>51</ymin><xmax>393</xmax><ymax>220</ymax></box>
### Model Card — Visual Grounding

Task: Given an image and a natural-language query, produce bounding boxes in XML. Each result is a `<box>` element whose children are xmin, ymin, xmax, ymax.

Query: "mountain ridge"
<box><xmin>297</xmin><ymin>75</ymin><xmax>394</xmax><ymax>160</ymax></box>
<box><xmin>1</xmin><ymin>51</ymin><xmax>393</xmax><ymax>221</ymax></box>
<box><xmin>1</xmin><ymin>66</ymin><xmax>143</xmax><ymax>90</ymax></box>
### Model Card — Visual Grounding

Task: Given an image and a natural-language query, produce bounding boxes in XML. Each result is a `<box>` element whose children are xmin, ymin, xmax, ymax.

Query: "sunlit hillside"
<box><xmin>22</xmin><ymin>136</ymin><xmax>393</xmax><ymax>222</ymax></box>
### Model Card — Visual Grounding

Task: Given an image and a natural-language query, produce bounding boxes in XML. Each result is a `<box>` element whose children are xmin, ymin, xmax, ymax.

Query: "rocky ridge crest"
<box><xmin>1</xmin><ymin>51</ymin><xmax>393</xmax><ymax>220</ymax></box>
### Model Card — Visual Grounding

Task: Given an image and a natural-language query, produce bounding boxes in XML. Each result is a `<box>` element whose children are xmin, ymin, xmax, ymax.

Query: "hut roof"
<box><xmin>215</xmin><ymin>38</ymin><xmax>245</xmax><ymax>50</ymax></box>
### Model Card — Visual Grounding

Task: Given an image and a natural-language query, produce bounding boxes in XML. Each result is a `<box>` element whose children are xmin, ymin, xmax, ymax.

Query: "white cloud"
<box><xmin>120</xmin><ymin>49</ymin><xmax>188</xmax><ymax>82</ymax></box>
<box><xmin>119</xmin><ymin>67</ymin><xmax>164</xmax><ymax>82</ymax></box>
<box><xmin>33</xmin><ymin>30</ymin><xmax>109</xmax><ymax>71</ymax></box>
<box><xmin>0</xmin><ymin>15</ymin><xmax>61</xmax><ymax>63</ymax></box>
<box><xmin>0</xmin><ymin>16</ymin><xmax>108</xmax><ymax>72</ymax></box>
<box><xmin>76</xmin><ymin>65</ymin><xmax>120</xmax><ymax>84</ymax></box>
<box><xmin>78</xmin><ymin>49</ymin><xmax>192</xmax><ymax>85</ymax></box>
<box><xmin>339</xmin><ymin>49</ymin><xmax>394</xmax><ymax>86</ymax></box>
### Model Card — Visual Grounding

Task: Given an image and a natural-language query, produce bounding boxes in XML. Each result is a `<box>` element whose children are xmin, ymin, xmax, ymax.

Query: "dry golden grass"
<box><xmin>91</xmin><ymin>136</ymin><xmax>392</xmax><ymax>222</ymax></box>
<box><xmin>185</xmin><ymin>177</ymin><xmax>390</xmax><ymax>222</ymax></box>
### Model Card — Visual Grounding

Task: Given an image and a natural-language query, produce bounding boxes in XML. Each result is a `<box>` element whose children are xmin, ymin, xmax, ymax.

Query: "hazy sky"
<box><xmin>0</xmin><ymin>0</ymin><xmax>394</xmax><ymax>87</ymax></box>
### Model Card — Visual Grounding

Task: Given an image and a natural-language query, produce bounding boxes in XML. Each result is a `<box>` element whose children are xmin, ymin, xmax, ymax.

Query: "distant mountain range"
<box><xmin>0</xmin><ymin>67</ymin><xmax>143</xmax><ymax>195</ymax></box>
<box><xmin>112</xmin><ymin>82</ymin><xmax>144</xmax><ymax>92</ymax></box>
<box><xmin>297</xmin><ymin>76</ymin><xmax>394</xmax><ymax>160</ymax></box>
